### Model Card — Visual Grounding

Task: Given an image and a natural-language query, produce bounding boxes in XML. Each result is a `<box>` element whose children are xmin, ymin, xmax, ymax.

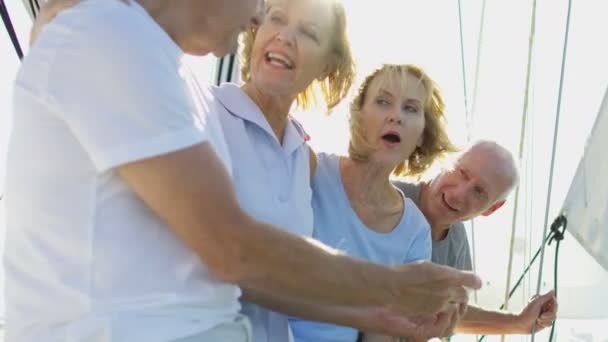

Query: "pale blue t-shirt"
<box><xmin>289</xmin><ymin>153</ymin><xmax>432</xmax><ymax>342</ymax></box>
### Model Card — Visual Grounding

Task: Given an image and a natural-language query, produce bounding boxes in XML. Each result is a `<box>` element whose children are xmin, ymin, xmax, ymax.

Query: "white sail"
<box><xmin>561</xmin><ymin>86</ymin><xmax>608</xmax><ymax>272</ymax></box>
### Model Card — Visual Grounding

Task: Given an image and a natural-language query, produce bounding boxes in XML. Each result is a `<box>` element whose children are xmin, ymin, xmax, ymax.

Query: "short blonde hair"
<box><xmin>239</xmin><ymin>0</ymin><xmax>355</xmax><ymax>112</ymax></box>
<box><xmin>348</xmin><ymin>64</ymin><xmax>458</xmax><ymax>177</ymax></box>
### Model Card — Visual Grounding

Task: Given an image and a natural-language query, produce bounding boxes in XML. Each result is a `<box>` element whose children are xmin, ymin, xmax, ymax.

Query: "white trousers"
<box><xmin>173</xmin><ymin>315</ymin><xmax>252</xmax><ymax>342</ymax></box>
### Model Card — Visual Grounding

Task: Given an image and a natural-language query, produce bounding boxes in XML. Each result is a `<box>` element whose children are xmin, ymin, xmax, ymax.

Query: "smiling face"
<box><xmin>423</xmin><ymin>142</ymin><xmax>517</xmax><ymax>227</ymax></box>
<box><xmin>245</xmin><ymin>0</ymin><xmax>335</xmax><ymax>99</ymax></box>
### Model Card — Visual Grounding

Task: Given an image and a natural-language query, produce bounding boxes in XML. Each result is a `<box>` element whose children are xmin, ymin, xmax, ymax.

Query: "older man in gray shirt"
<box><xmin>364</xmin><ymin>141</ymin><xmax>557</xmax><ymax>341</ymax></box>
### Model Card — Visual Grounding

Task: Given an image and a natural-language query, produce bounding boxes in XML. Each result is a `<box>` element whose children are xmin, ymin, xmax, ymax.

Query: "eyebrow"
<box><xmin>379</xmin><ymin>89</ymin><xmax>422</xmax><ymax>107</ymax></box>
<box><xmin>378</xmin><ymin>89</ymin><xmax>395</xmax><ymax>98</ymax></box>
<box><xmin>472</xmin><ymin>173</ymin><xmax>491</xmax><ymax>196</ymax></box>
<box><xmin>460</xmin><ymin>166</ymin><xmax>488</xmax><ymax>194</ymax></box>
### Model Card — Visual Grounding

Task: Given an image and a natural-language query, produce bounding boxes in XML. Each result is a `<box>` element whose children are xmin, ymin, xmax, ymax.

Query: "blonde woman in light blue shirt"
<box><xmin>289</xmin><ymin>64</ymin><xmax>459</xmax><ymax>342</ymax></box>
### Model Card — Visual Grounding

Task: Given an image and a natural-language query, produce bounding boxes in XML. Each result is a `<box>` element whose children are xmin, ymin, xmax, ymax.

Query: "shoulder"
<box><xmin>403</xmin><ymin>198</ymin><xmax>427</xmax><ymax>223</ymax></box>
<box><xmin>314</xmin><ymin>152</ymin><xmax>341</xmax><ymax>171</ymax></box>
<box><xmin>446</xmin><ymin>221</ymin><xmax>471</xmax><ymax>254</ymax></box>
<box><xmin>448</xmin><ymin>221</ymin><xmax>468</xmax><ymax>242</ymax></box>
<box><xmin>210</xmin><ymin>83</ymin><xmax>260</xmax><ymax>118</ymax></box>
<box><xmin>402</xmin><ymin>197</ymin><xmax>430</xmax><ymax>233</ymax></box>
<box><xmin>47</xmin><ymin>0</ymin><xmax>179</xmax><ymax>72</ymax></box>
<box><xmin>392</xmin><ymin>181</ymin><xmax>421</xmax><ymax>202</ymax></box>
<box><xmin>311</xmin><ymin>153</ymin><xmax>342</xmax><ymax>189</ymax></box>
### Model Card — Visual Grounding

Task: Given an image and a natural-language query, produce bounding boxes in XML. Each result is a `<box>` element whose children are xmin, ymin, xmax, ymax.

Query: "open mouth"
<box><xmin>381</xmin><ymin>133</ymin><xmax>401</xmax><ymax>143</ymax></box>
<box><xmin>442</xmin><ymin>193</ymin><xmax>458</xmax><ymax>212</ymax></box>
<box><xmin>265</xmin><ymin>52</ymin><xmax>294</xmax><ymax>69</ymax></box>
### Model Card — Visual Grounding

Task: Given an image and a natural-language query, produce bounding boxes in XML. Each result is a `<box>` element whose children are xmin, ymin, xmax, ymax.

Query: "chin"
<box><xmin>211</xmin><ymin>44</ymin><xmax>235</xmax><ymax>58</ymax></box>
<box><xmin>181</xmin><ymin>44</ymin><xmax>213</xmax><ymax>57</ymax></box>
<box><xmin>252</xmin><ymin>77</ymin><xmax>292</xmax><ymax>96</ymax></box>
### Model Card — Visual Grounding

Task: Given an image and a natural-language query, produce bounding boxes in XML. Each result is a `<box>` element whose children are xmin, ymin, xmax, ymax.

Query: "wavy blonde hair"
<box><xmin>348</xmin><ymin>64</ymin><xmax>458</xmax><ymax>177</ymax></box>
<box><xmin>239</xmin><ymin>0</ymin><xmax>355</xmax><ymax>112</ymax></box>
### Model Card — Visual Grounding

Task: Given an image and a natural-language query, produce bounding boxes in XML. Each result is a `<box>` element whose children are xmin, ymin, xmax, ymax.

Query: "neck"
<box><xmin>241</xmin><ymin>83</ymin><xmax>296</xmax><ymax>143</ymax></box>
<box><xmin>341</xmin><ymin>157</ymin><xmax>398</xmax><ymax>207</ymax></box>
<box><xmin>137</xmin><ymin>0</ymin><xmax>213</xmax><ymax>55</ymax></box>
<box><xmin>418</xmin><ymin>182</ymin><xmax>450</xmax><ymax>241</ymax></box>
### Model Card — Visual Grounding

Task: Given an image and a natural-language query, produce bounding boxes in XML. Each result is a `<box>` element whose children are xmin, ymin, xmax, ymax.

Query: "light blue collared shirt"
<box><xmin>211</xmin><ymin>83</ymin><xmax>314</xmax><ymax>342</ymax></box>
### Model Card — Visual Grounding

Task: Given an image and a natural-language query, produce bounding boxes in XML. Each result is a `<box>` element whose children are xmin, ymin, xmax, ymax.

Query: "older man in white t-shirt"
<box><xmin>5</xmin><ymin>0</ymin><xmax>484</xmax><ymax>341</ymax></box>
<box><xmin>6</xmin><ymin>1</ymin><xmax>260</xmax><ymax>340</ymax></box>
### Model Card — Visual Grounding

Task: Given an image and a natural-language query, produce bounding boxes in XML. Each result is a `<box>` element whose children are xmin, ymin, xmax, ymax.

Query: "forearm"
<box><xmin>455</xmin><ymin>305</ymin><xmax>524</xmax><ymax>335</ymax></box>
<box><xmin>231</xmin><ymin>219</ymin><xmax>398</xmax><ymax>312</ymax></box>
<box><xmin>119</xmin><ymin>144</ymin><xmax>397</xmax><ymax>311</ymax></box>
<box><xmin>242</xmin><ymin>287</ymin><xmax>374</xmax><ymax>330</ymax></box>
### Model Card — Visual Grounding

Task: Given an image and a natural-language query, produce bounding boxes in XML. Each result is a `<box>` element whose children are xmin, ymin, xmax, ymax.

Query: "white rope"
<box><xmin>499</xmin><ymin>4</ymin><xmax>539</xmax><ymax>342</ymax></box>
<box><xmin>502</xmin><ymin>0</ymin><xmax>539</xmax><ymax>319</ymax></box>
<box><xmin>531</xmin><ymin>0</ymin><xmax>574</xmax><ymax>341</ymax></box>
<box><xmin>458</xmin><ymin>0</ymin><xmax>488</xmax><ymax>306</ymax></box>
<box><xmin>469</xmin><ymin>0</ymin><xmax>487</xmax><ymax>142</ymax></box>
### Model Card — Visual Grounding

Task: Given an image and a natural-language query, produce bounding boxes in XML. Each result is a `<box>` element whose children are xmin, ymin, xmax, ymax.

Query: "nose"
<box><xmin>388</xmin><ymin>116</ymin><xmax>402</xmax><ymax>125</ymax></box>
<box><xmin>449</xmin><ymin>183</ymin><xmax>469</xmax><ymax>209</ymax></box>
<box><xmin>276</xmin><ymin>28</ymin><xmax>295</xmax><ymax>46</ymax></box>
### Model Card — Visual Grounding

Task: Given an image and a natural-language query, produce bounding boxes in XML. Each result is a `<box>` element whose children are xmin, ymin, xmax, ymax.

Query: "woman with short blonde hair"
<box><xmin>290</xmin><ymin>64</ymin><xmax>458</xmax><ymax>342</ymax></box>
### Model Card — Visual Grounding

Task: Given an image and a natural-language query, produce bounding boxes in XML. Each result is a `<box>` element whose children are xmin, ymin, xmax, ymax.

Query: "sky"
<box><xmin>2</xmin><ymin>0</ymin><xmax>608</xmax><ymax>341</ymax></box>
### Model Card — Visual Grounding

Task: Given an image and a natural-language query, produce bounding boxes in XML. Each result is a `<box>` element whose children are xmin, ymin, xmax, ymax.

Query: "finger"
<box><xmin>534</xmin><ymin>290</ymin><xmax>556</xmax><ymax>305</ymax></box>
<box><xmin>538</xmin><ymin>315</ymin><xmax>556</xmax><ymax>324</ymax></box>
<box><xmin>539</xmin><ymin>311</ymin><xmax>557</xmax><ymax>320</ymax></box>
<box><xmin>543</xmin><ymin>290</ymin><xmax>556</xmax><ymax>297</ymax></box>
<box><xmin>537</xmin><ymin>315</ymin><xmax>556</xmax><ymax>325</ymax></box>
<box><xmin>444</xmin><ymin>305</ymin><xmax>460</xmax><ymax>337</ymax></box>
<box><xmin>447</xmin><ymin>285</ymin><xmax>469</xmax><ymax>306</ymax></box>
<box><xmin>432</xmin><ymin>312</ymin><xmax>451</xmax><ymax>338</ymax></box>
<box><xmin>536</xmin><ymin>320</ymin><xmax>554</xmax><ymax>330</ymax></box>
<box><xmin>445</xmin><ymin>269</ymin><xmax>483</xmax><ymax>290</ymax></box>
<box><xmin>458</xmin><ymin>302</ymin><xmax>468</xmax><ymax>318</ymax></box>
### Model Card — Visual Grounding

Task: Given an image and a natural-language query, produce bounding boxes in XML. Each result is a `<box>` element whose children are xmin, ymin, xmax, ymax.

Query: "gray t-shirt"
<box><xmin>393</xmin><ymin>181</ymin><xmax>473</xmax><ymax>271</ymax></box>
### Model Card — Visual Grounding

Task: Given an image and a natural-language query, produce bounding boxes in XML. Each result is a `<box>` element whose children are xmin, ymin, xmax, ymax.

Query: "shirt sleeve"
<box><xmin>454</xmin><ymin>223</ymin><xmax>474</xmax><ymax>271</ymax></box>
<box><xmin>46</xmin><ymin>7</ymin><xmax>207</xmax><ymax>172</ymax></box>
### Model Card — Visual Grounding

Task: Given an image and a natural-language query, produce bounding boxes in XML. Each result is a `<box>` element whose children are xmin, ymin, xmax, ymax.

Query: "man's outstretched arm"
<box><xmin>455</xmin><ymin>291</ymin><xmax>557</xmax><ymax>335</ymax></box>
<box><xmin>119</xmin><ymin>143</ymin><xmax>482</xmax><ymax>325</ymax></box>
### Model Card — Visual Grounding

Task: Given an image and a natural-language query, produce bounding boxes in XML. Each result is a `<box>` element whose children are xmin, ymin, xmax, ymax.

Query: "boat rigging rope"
<box><xmin>478</xmin><ymin>215</ymin><xmax>566</xmax><ymax>342</ymax></box>
<box><xmin>456</xmin><ymin>0</ymin><xmax>482</xmax><ymax>304</ymax></box>
<box><xmin>1</xmin><ymin>0</ymin><xmax>24</xmax><ymax>60</ymax></box>
<box><xmin>531</xmin><ymin>0</ymin><xmax>573</xmax><ymax>340</ymax></box>
<box><xmin>502</xmin><ymin>0</ymin><xmax>539</xmax><ymax>324</ymax></box>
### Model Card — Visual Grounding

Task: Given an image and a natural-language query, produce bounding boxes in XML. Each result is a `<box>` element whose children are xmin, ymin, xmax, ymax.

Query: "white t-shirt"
<box><xmin>4</xmin><ymin>1</ymin><xmax>238</xmax><ymax>341</ymax></box>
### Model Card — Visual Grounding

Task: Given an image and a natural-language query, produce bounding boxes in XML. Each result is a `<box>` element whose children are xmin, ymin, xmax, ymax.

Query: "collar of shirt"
<box><xmin>214</xmin><ymin>83</ymin><xmax>307</xmax><ymax>156</ymax></box>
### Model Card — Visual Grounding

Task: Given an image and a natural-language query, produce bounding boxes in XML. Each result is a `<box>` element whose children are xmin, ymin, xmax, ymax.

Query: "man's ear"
<box><xmin>481</xmin><ymin>199</ymin><xmax>506</xmax><ymax>216</ymax></box>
